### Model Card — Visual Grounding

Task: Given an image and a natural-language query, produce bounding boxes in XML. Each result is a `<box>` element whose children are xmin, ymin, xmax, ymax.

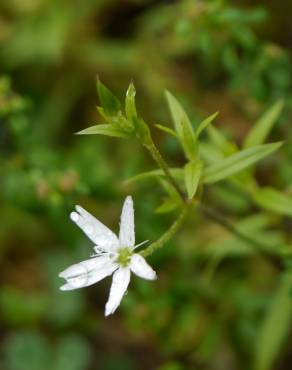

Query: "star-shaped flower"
<box><xmin>59</xmin><ymin>196</ymin><xmax>157</xmax><ymax>316</ymax></box>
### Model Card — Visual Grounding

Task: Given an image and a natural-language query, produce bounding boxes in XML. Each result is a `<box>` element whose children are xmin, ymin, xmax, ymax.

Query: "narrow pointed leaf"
<box><xmin>184</xmin><ymin>160</ymin><xmax>202</xmax><ymax>199</ymax></box>
<box><xmin>207</xmin><ymin>124</ymin><xmax>237</xmax><ymax>155</ymax></box>
<box><xmin>159</xmin><ymin>178</ymin><xmax>181</xmax><ymax>200</ymax></box>
<box><xmin>195</xmin><ymin>112</ymin><xmax>219</xmax><ymax>138</ymax></box>
<box><xmin>244</xmin><ymin>100</ymin><xmax>284</xmax><ymax>148</ymax></box>
<box><xmin>125</xmin><ymin>168</ymin><xmax>183</xmax><ymax>184</ymax></box>
<box><xmin>132</xmin><ymin>116</ymin><xmax>151</xmax><ymax>144</ymax></box>
<box><xmin>155</xmin><ymin>198</ymin><xmax>181</xmax><ymax>213</ymax></box>
<box><xmin>97</xmin><ymin>79</ymin><xmax>121</xmax><ymax>116</ymax></box>
<box><xmin>253</xmin><ymin>187</ymin><xmax>292</xmax><ymax>217</ymax></box>
<box><xmin>125</xmin><ymin>83</ymin><xmax>137</xmax><ymax>121</ymax></box>
<box><xmin>165</xmin><ymin>90</ymin><xmax>197</xmax><ymax>160</ymax></box>
<box><xmin>76</xmin><ymin>124</ymin><xmax>128</xmax><ymax>138</ymax></box>
<box><xmin>203</xmin><ymin>142</ymin><xmax>282</xmax><ymax>184</ymax></box>
<box><xmin>254</xmin><ymin>275</ymin><xmax>292</xmax><ymax>370</ymax></box>
<box><xmin>199</xmin><ymin>142</ymin><xmax>224</xmax><ymax>164</ymax></box>
<box><xmin>155</xmin><ymin>124</ymin><xmax>177</xmax><ymax>137</ymax></box>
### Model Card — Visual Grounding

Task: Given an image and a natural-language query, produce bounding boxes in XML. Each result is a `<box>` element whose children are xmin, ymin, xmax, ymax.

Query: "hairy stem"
<box><xmin>141</xmin><ymin>204</ymin><xmax>190</xmax><ymax>257</ymax></box>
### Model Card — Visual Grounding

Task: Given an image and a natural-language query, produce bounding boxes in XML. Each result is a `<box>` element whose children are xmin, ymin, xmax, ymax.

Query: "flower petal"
<box><xmin>59</xmin><ymin>258</ymin><xmax>118</xmax><ymax>291</ymax></box>
<box><xmin>105</xmin><ymin>268</ymin><xmax>131</xmax><ymax>316</ymax></box>
<box><xmin>130</xmin><ymin>254</ymin><xmax>157</xmax><ymax>280</ymax></box>
<box><xmin>119</xmin><ymin>196</ymin><xmax>135</xmax><ymax>248</ymax></box>
<box><xmin>59</xmin><ymin>256</ymin><xmax>110</xmax><ymax>279</ymax></box>
<box><xmin>70</xmin><ymin>205</ymin><xmax>119</xmax><ymax>250</ymax></box>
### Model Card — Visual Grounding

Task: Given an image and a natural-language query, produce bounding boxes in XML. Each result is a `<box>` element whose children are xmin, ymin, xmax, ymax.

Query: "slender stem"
<box><xmin>141</xmin><ymin>204</ymin><xmax>190</xmax><ymax>257</ymax></box>
<box><xmin>142</xmin><ymin>135</ymin><xmax>282</xmax><ymax>268</ymax></box>
<box><xmin>144</xmin><ymin>140</ymin><xmax>186</xmax><ymax>202</ymax></box>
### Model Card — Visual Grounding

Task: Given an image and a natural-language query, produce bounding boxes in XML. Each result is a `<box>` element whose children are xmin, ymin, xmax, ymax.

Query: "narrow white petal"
<box><xmin>130</xmin><ymin>254</ymin><xmax>157</xmax><ymax>280</ymax></box>
<box><xmin>119</xmin><ymin>196</ymin><xmax>135</xmax><ymax>248</ymax></box>
<box><xmin>105</xmin><ymin>268</ymin><xmax>131</xmax><ymax>316</ymax></box>
<box><xmin>59</xmin><ymin>259</ymin><xmax>118</xmax><ymax>291</ymax></box>
<box><xmin>59</xmin><ymin>256</ymin><xmax>110</xmax><ymax>279</ymax></box>
<box><xmin>70</xmin><ymin>205</ymin><xmax>119</xmax><ymax>250</ymax></box>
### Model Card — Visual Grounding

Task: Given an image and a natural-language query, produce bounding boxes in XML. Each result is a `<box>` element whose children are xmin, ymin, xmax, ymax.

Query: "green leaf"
<box><xmin>199</xmin><ymin>142</ymin><xmax>224</xmax><ymax>164</ymax></box>
<box><xmin>155</xmin><ymin>178</ymin><xmax>182</xmax><ymax>213</ymax></box>
<box><xmin>125</xmin><ymin>82</ymin><xmax>137</xmax><ymax>121</ymax></box>
<box><xmin>244</xmin><ymin>100</ymin><xmax>284</xmax><ymax>148</ymax></box>
<box><xmin>195</xmin><ymin>112</ymin><xmax>218</xmax><ymax>138</ymax></box>
<box><xmin>203</xmin><ymin>142</ymin><xmax>282</xmax><ymax>184</ymax></box>
<box><xmin>253</xmin><ymin>187</ymin><xmax>292</xmax><ymax>217</ymax></box>
<box><xmin>125</xmin><ymin>168</ymin><xmax>183</xmax><ymax>184</ymax></box>
<box><xmin>96</xmin><ymin>79</ymin><xmax>121</xmax><ymax>116</ymax></box>
<box><xmin>155</xmin><ymin>124</ymin><xmax>177</xmax><ymax>137</ymax></box>
<box><xmin>165</xmin><ymin>90</ymin><xmax>197</xmax><ymax>160</ymax></box>
<box><xmin>132</xmin><ymin>116</ymin><xmax>151</xmax><ymax>144</ymax></box>
<box><xmin>97</xmin><ymin>107</ymin><xmax>133</xmax><ymax>132</ymax></box>
<box><xmin>155</xmin><ymin>198</ymin><xmax>181</xmax><ymax>213</ymax></box>
<box><xmin>254</xmin><ymin>275</ymin><xmax>292</xmax><ymax>370</ymax></box>
<box><xmin>76</xmin><ymin>124</ymin><xmax>128</xmax><ymax>138</ymax></box>
<box><xmin>207</xmin><ymin>124</ymin><xmax>237</xmax><ymax>155</ymax></box>
<box><xmin>184</xmin><ymin>160</ymin><xmax>202</xmax><ymax>199</ymax></box>
<box><xmin>159</xmin><ymin>177</ymin><xmax>181</xmax><ymax>200</ymax></box>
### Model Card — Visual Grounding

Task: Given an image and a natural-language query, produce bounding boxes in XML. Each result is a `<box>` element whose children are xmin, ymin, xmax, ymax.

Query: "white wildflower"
<box><xmin>59</xmin><ymin>196</ymin><xmax>157</xmax><ymax>316</ymax></box>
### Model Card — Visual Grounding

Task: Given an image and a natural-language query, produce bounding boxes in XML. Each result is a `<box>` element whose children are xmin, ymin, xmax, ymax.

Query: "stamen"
<box><xmin>133</xmin><ymin>240</ymin><xmax>149</xmax><ymax>250</ymax></box>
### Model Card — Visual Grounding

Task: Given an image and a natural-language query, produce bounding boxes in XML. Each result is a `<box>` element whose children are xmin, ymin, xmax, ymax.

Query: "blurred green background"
<box><xmin>1</xmin><ymin>1</ymin><xmax>292</xmax><ymax>370</ymax></box>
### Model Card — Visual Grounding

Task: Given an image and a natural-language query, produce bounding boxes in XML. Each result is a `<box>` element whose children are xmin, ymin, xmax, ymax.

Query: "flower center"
<box><xmin>116</xmin><ymin>247</ymin><xmax>132</xmax><ymax>267</ymax></box>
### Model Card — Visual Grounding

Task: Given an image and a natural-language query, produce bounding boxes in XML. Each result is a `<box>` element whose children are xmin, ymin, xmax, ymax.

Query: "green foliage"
<box><xmin>97</xmin><ymin>79</ymin><xmax>121</xmax><ymax>117</ymax></box>
<box><xmin>253</xmin><ymin>187</ymin><xmax>292</xmax><ymax>217</ymax></box>
<box><xmin>203</xmin><ymin>142</ymin><xmax>282</xmax><ymax>184</ymax></box>
<box><xmin>254</xmin><ymin>275</ymin><xmax>292</xmax><ymax>370</ymax></box>
<box><xmin>2</xmin><ymin>331</ymin><xmax>91</xmax><ymax>370</ymax></box>
<box><xmin>194</xmin><ymin>112</ymin><xmax>219</xmax><ymax>139</ymax></box>
<box><xmin>165</xmin><ymin>90</ymin><xmax>198</xmax><ymax>161</ymax></box>
<box><xmin>244</xmin><ymin>100</ymin><xmax>284</xmax><ymax>148</ymax></box>
<box><xmin>184</xmin><ymin>160</ymin><xmax>202</xmax><ymax>199</ymax></box>
<box><xmin>125</xmin><ymin>83</ymin><xmax>138</xmax><ymax>121</ymax></box>
<box><xmin>77</xmin><ymin>123</ymin><xmax>129</xmax><ymax>138</ymax></box>
<box><xmin>1</xmin><ymin>1</ymin><xmax>292</xmax><ymax>369</ymax></box>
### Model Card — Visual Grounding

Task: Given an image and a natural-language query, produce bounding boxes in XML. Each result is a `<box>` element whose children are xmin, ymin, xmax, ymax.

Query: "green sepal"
<box><xmin>125</xmin><ymin>82</ymin><xmax>137</xmax><ymax>121</ymax></box>
<box><xmin>132</xmin><ymin>117</ymin><xmax>151</xmax><ymax>145</ymax></box>
<box><xmin>96</xmin><ymin>79</ymin><xmax>121</xmax><ymax>116</ymax></box>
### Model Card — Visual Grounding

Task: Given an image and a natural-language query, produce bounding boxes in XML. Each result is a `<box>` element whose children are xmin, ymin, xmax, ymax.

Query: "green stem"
<box><xmin>141</xmin><ymin>134</ymin><xmax>282</xmax><ymax>268</ymax></box>
<box><xmin>144</xmin><ymin>139</ymin><xmax>186</xmax><ymax>202</ymax></box>
<box><xmin>141</xmin><ymin>204</ymin><xmax>190</xmax><ymax>257</ymax></box>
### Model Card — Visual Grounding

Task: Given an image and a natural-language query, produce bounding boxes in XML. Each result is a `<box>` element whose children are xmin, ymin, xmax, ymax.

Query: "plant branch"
<box><xmin>142</xmin><ymin>134</ymin><xmax>282</xmax><ymax>268</ymax></box>
<box><xmin>141</xmin><ymin>204</ymin><xmax>190</xmax><ymax>257</ymax></box>
<box><xmin>144</xmin><ymin>139</ymin><xmax>186</xmax><ymax>202</ymax></box>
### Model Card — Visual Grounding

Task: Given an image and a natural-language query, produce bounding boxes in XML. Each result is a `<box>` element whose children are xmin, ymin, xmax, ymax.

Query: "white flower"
<box><xmin>59</xmin><ymin>196</ymin><xmax>157</xmax><ymax>316</ymax></box>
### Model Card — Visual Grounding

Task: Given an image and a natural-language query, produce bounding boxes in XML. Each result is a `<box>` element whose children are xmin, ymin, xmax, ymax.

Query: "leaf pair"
<box><xmin>165</xmin><ymin>91</ymin><xmax>219</xmax><ymax>199</ymax></box>
<box><xmin>165</xmin><ymin>91</ymin><xmax>218</xmax><ymax>161</ymax></box>
<box><xmin>128</xmin><ymin>142</ymin><xmax>282</xmax><ymax>188</ymax></box>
